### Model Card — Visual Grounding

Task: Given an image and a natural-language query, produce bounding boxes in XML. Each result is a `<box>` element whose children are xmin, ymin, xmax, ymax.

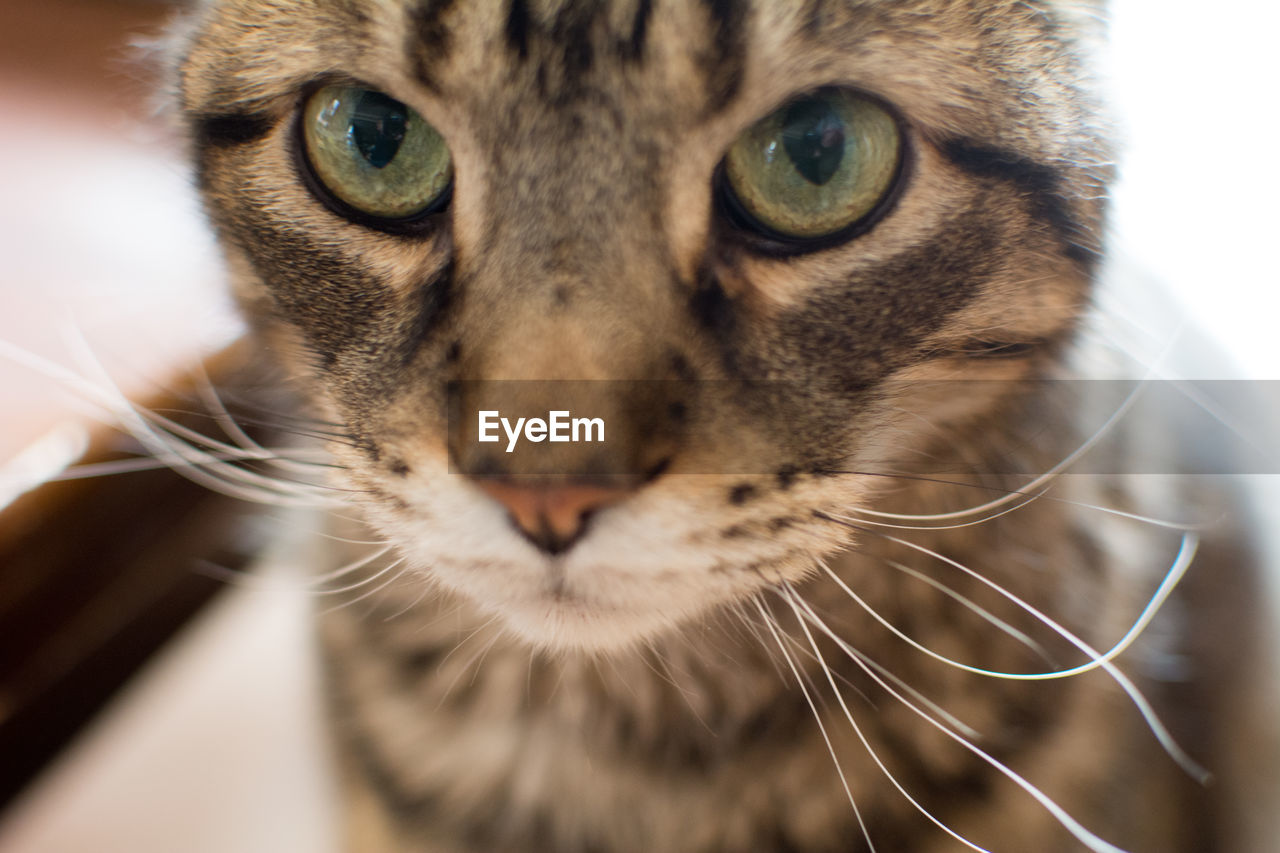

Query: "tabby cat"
<box><xmin>173</xmin><ymin>1</ymin><xmax>1273</xmax><ymax>850</ymax></box>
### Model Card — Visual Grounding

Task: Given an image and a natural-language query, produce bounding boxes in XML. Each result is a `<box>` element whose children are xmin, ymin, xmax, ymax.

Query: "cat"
<box><xmin>166</xmin><ymin>0</ymin><xmax>1276</xmax><ymax>850</ymax></box>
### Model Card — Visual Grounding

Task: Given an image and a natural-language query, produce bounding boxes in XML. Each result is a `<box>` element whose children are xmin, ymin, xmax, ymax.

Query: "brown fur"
<box><xmin>175</xmin><ymin>1</ymin><xmax>1269</xmax><ymax>850</ymax></box>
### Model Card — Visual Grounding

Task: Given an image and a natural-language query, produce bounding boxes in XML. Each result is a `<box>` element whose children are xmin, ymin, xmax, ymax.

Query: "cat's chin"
<box><xmin>492</xmin><ymin>595</ymin><xmax>696</xmax><ymax>655</ymax></box>
<box><xmin>424</xmin><ymin>560</ymin><xmax>749</xmax><ymax>656</ymax></box>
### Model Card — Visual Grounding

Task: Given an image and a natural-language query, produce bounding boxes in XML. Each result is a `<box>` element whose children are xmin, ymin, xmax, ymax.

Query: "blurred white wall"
<box><xmin>1108</xmin><ymin>0</ymin><xmax>1280</xmax><ymax>378</ymax></box>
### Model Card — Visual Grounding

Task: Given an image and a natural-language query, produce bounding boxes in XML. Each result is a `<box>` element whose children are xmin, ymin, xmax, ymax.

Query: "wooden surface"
<box><xmin>0</xmin><ymin>409</ymin><xmax>256</xmax><ymax>809</ymax></box>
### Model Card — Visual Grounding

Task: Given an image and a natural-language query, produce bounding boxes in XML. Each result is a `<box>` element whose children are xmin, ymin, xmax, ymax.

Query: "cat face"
<box><xmin>181</xmin><ymin>0</ymin><xmax>1108</xmax><ymax>652</ymax></box>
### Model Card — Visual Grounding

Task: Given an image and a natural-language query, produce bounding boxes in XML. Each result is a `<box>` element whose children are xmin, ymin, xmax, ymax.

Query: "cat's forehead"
<box><xmin>183</xmin><ymin>0</ymin><xmax>1099</xmax><ymax>152</ymax></box>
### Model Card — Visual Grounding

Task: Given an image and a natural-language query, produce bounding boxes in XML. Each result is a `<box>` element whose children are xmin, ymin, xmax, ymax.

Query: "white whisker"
<box><xmin>752</xmin><ymin>595</ymin><xmax>876</xmax><ymax>853</ymax></box>
<box><xmin>311</xmin><ymin>544</ymin><xmax>397</xmax><ymax>586</ymax></box>
<box><xmin>435</xmin><ymin>616</ymin><xmax>505</xmax><ymax>708</ymax></box>
<box><xmin>0</xmin><ymin>335</ymin><xmax>341</xmax><ymax>507</ymax></box>
<box><xmin>837</xmin><ymin>487</ymin><xmax>1045</xmax><ymax>531</ymax></box>
<box><xmin>881</xmin><ymin>559</ymin><xmax>1052</xmax><ymax>662</ymax></box>
<box><xmin>847</xmin><ymin>344</ymin><xmax>1185</xmax><ymax>525</ymax></box>
<box><xmin>126</xmin><ymin>406</ymin><xmax>342</xmax><ymax>503</ymax></box>
<box><xmin>190</xmin><ymin>542</ymin><xmax>397</xmax><ymax>593</ymax></box>
<box><xmin>316</xmin><ymin>557</ymin><xmax>406</xmax><ymax>597</ymax></box>
<box><xmin>829</xmin><ymin>519</ymin><xmax>1209</xmax><ymax>783</ymax></box>
<box><xmin>780</xmin><ymin>585</ymin><xmax>992</xmax><ymax>853</ymax></box>
<box><xmin>727</xmin><ymin>601</ymin><xmax>791</xmax><ymax>683</ymax></box>
<box><xmin>834</xmin><ymin>488</ymin><xmax>1214</xmax><ymax>533</ymax></box>
<box><xmin>320</xmin><ymin>563</ymin><xmax>413</xmax><ymax>616</ymax></box>
<box><xmin>379</xmin><ymin>582</ymin><xmax>435</xmax><ymax>623</ymax></box>
<box><xmin>49</xmin><ymin>447</ymin><xmax>334</xmax><ymax>482</ymax></box>
<box><xmin>785</xmin><ymin>580</ymin><xmax>980</xmax><ymax>739</ymax></box>
<box><xmin>435</xmin><ymin>615</ymin><xmax>503</xmax><ymax>674</ymax></box>
<box><xmin>135</xmin><ymin>406</ymin><xmax>337</xmax><ymax>476</ymax></box>
<box><xmin>784</xmin><ymin>587</ymin><xmax>1130</xmax><ymax>853</ymax></box>
<box><xmin>192</xmin><ymin>360</ymin><xmax>269</xmax><ymax>456</ymax></box>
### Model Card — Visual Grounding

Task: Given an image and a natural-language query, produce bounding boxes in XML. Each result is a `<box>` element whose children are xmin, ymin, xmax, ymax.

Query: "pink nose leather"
<box><xmin>474</xmin><ymin>480</ymin><xmax>631</xmax><ymax>554</ymax></box>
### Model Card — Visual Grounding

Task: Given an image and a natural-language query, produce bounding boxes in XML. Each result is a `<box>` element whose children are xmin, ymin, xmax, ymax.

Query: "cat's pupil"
<box><xmin>781</xmin><ymin>98</ymin><xmax>845</xmax><ymax>186</ymax></box>
<box><xmin>349</xmin><ymin>90</ymin><xmax>408</xmax><ymax>169</ymax></box>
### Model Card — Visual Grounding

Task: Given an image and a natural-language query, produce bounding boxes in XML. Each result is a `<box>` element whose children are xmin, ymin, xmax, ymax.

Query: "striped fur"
<box><xmin>177</xmin><ymin>2</ymin><xmax>1264</xmax><ymax>850</ymax></box>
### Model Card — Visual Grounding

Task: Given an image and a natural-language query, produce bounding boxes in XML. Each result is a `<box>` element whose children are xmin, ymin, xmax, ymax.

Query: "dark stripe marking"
<box><xmin>801</xmin><ymin>0</ymin><xmax>828</xmax><ymax>36</ymax></box>
<box><xmin>192</xmin><ymin>112</ymin><xmax>275</xmax><ymax>152</ymax></box>
<box><xmin>409</xmin><ymin>0</ymin><xmax>458</xmax><ymax>90</ymax></box>
<box><xmin>321</xmin><ymin>647</ymin><xmax>441</xmax><ymax>827</ymax></box>
<box><xmin>689</xmin><ymin>269</ymin><xmax>735</xmax><ymax>334</ymax></box>
<box><xmin>403</xmin><ymin>260</ymin><xmax>456</xmax><ymax>368</ymax></box>
<box><xmin>551</xmin><ymin>4</ymin><xmax>596</xmax><ymax>83</ymax></box>
<box><xmin>625</xmin><ymin>0</ymin><xmax>654</xmax><ymax>60</ymax></box>
<box><xmin>699</xmin><ymin>0</ymin><xmax>747</xmax><ymax>111</ymax></box>
<box><xmin>505</xmin><ymin>0</ymin><xmax>531</xmax><ymax>59</ymax></box>
<box><xmin>941</xmin><ymin>137</ymin><xmax>1101</xmax><ymax>268</ymax></box>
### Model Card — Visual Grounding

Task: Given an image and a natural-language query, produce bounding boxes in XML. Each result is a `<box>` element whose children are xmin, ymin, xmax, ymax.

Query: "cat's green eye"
<box><xmin>301</xmin><ymin>84</ymin><xmax>452</xmax><ymax>225</ymax></box>
<box><xmin>723</xmin><ymin>90</ymin><xmax>902</xmax><ymax>243</ymax></box>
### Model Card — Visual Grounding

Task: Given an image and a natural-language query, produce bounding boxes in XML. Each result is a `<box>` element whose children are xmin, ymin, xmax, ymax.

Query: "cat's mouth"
<box><xmin>365</xmin><ymin>461</ymin><xmax>833</xmax><ymax>653</ymax></box>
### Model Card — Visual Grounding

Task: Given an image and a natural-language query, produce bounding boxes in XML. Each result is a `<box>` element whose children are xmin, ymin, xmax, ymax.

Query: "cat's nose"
<box><xmin>472</xmin><ymin>478</ymin><xmax>632</xmax><ymax>555</ymax></box>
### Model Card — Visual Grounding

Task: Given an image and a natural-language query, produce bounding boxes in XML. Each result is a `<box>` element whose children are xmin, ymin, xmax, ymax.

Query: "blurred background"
<box><xmin>0</xmin><ymin>3</ymin><xmax>334</xmax><ymax>851</ymax></box>
<box><xmin>0</xmin><ymin>0</ymin><xmax>236</xmax><ymax>464</ymax></box>
<box><xmin>0</xmin><ymin>0</ymin><xmax>1275</xmax><ymax>851</ymax></box>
